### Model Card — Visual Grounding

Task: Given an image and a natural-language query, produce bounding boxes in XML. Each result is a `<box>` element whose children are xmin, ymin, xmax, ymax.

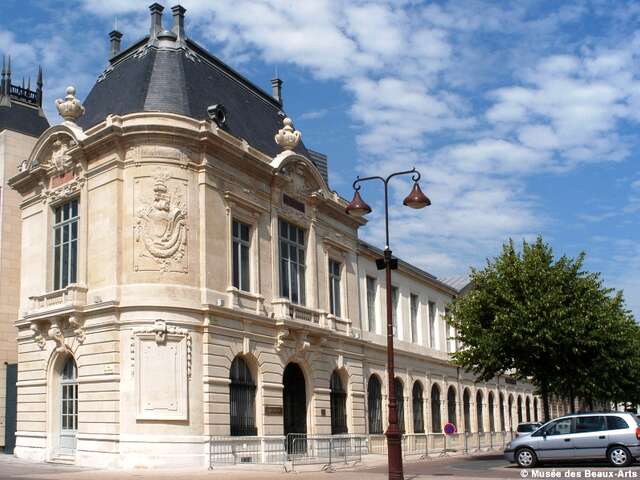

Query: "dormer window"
<box><xmin>53</xmin><ymin>199</ymin><xmax>79</xmax><ymax>290</ymax></box>
<box><xmin>279</xmin><ymin>219</ymin><xmax>306</xmax><ymax>305</ymax></box>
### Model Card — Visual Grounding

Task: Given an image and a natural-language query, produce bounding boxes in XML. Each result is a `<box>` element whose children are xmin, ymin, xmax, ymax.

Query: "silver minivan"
<box><xmin>505</xmin><ymin>412</ymin><xmax>640</xmax><ymax>467</ymax></box>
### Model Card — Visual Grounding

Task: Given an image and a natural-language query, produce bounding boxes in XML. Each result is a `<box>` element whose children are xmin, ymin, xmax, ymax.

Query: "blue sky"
<box><xmin>2</xmin><ymin>0</ymin><xmax>639</xmax><ymax>318</ymax></box>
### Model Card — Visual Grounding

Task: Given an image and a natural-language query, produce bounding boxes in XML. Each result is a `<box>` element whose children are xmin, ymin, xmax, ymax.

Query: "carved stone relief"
<box><xmin>134</xmin><ymin>171</ymin><xmax>188</xmax><ymax>273</ymax></box>
<box><xmin>41</xmin><ymin>176</ymin><xmax>85</xmax><ymax>204</ymax></box>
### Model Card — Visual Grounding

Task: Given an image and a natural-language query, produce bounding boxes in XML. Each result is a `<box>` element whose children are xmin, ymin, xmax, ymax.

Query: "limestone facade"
<box><xmin>6</xmin><ymin>108</ymin><xmax>544</xmax><ymax>467</ymax></box>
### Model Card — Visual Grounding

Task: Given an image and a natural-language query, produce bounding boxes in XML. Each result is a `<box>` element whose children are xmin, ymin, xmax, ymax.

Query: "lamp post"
<box><xmin>345</xmin><ymin>168</ymin><xmax>430</xmax><ymax>480</ymax></box>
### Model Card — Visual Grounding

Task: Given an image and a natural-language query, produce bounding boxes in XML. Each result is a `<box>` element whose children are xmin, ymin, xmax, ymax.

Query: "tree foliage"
<box><xmin>448</xmin><ymin>236</ymin><xmax>639</xmax><ymax>421</ymax></box>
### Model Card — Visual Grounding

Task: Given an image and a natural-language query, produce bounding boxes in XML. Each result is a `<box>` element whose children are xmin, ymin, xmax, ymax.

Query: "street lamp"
<box><xmin>345</xmin><ymin>168</ymin><xmax>430</xmax><ymax>480</ymax></box>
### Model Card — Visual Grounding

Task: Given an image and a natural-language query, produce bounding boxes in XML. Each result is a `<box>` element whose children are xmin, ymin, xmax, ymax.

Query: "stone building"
<box><xmin>7</xmin><ymin>4</ymin><xmax>540</xmax><ymax>468</ymax></box>
<box><xmin>0</xmin><ymin>57</ymin><xmax>49</xmax><ymax>452</ymax></box>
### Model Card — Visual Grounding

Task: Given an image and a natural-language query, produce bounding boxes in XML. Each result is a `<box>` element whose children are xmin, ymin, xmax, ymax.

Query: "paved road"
<box><xmin>2</xmin><ymin>452</ymin><xmax>640</xmax><ymax>480</ymax></box>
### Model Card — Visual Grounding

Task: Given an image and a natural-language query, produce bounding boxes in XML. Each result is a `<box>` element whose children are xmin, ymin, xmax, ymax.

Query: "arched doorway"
<box><xmin>533</xmin><ymin>397</ymin><xmax>539</xmax><ymax>422</ymax></box>
<box><xmin>499</xmin><ymin>393</ymin><xmax>505</xmax><ymax>431</ymax></box>
<box><xmin>517</xmin><ymin>395</ymin><xmax>523</xmax><ymax>424</ymax></box>
<box><xmin>367</xmin><ymin>375</ymin><xmax>383</xmax><ymax>434</ymax></box>
<box><xmin>330</xmin><ymin>370</ymin><xmax>347</xmax><ymax>434</ymax></box>
<box><xmin>463</xmin><ymin>388</ymin><xmax>471</xmax><ymax>432</ymax></box>
<box><xmin>447</xmin><ymin>386</ymin><xmax>457</xmax><ymax>427</ymax></box>
<box><xmin>476</xmin><ymin>390</ymin><xmax>484</xmax><ymax>433</ymax></box>
<box><xmin>395</xmin><ymin>378</ymin><xmax>405</xmax><ymax>433</ymax></box>
<box><xmin>412</xmin><ymin>381</ymin><xmax>424</xmax><ymax>433</ymax></box>
<box><xmin>488</xmin><ymin>392</ymin><xmax>495</xmax><ymax>432</ymax></box>
<box><xmin>283</xmin><ymin>363</ymin><xmax>307</xmax><ymax>451</ymax></box>
<box><xmin>526</xmin><ymin>397</ymin><xmax>531</xmax><ymax>422</ymax></box>
<box><xmin>229</xmin><ymin>356</ymin><xmax>257</xmax><ymax>436</ymax></box>
<box><xmin>431</xmin><ymin>384</ymin><xmax>441</xmax><ymax>433</ymax></box>
<box><xmin>59</xmin><ymin>356</ymin><xmax>78</xmax><ymax>453</ymax></box>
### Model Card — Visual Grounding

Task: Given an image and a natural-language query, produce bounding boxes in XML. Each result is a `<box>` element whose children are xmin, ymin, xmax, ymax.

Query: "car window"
<box><xmin>606</xmin><ymin>416</ymin><xmax>630</xmax><ymax>430</ymax></box>
<box><xmin>575</xmin><ymin>416</ymin><xmax>606</xmax><ymax>433</ymax></box>
<box><xmin>545</xmin><ymin>418</ymin><xmax>573</xmax><ymax>436</ymax></box>
<box><xmin>518</xmin><ymin>424</ymin><xmax>534</xmax><ymax>432</ymax></box>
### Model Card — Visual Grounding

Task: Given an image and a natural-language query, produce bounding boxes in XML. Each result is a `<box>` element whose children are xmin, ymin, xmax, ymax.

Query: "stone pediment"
<box><xmin>21</xmin><ymin>124</ymin><xmax>85</xmax><ymax>176</ymax></box>
<box><xmin>271</xmin><ymin>150</ymin><xmax>330</xmax><ymax>200</ymax></box>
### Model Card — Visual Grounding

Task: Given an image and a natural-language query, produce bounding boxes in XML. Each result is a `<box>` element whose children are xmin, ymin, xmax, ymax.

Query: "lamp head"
<box><xmin>345</xmin><ymin>190</ymin><xmax>372</xmax><ymax>217</ymax></box>
<box><xmin>403</xmin><ymin>182</ymin><xmax>431</xmax><ymax>209</ymax></box>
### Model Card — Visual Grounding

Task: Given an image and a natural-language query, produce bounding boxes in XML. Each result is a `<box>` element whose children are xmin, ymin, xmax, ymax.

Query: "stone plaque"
<box><xmin>264</xmin><ymin>405</ymin><xmax>283</xmax><ymax>416</ymax></box>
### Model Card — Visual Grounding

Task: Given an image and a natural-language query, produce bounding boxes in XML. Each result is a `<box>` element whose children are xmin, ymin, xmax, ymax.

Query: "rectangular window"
<box><xmin>366</xmin><ymin>276</ymin><xmax>377</xmax><ymax>332</ymax></box>
<box><xmin>53</xmin><ymin>199</ymin><xmax>79</xmax><ymax>290</ymax></box>
<box><xmin>279</xmin><ymin>219</ymin><xmax>306</xmax><ymax>305</ymax></box>
<box><xmin>329</xmin><ymin>259</ymin><xmax>341</xmax><ymax>317</ymax></box>
<box><xmin>410</xmin><ymin>294</ymin><xmax>419</xmax><ymax>343</ymax></box>
<box><xmin>391</xmin><ymin>286</ymin><xmax>399</xmax><ymax>337</ymax></box>
<box><xmin>445</xmin><ymin>307</ymin><xmax>456</xmax><ymax>352</ymax></box>
<box><xmin>232</xmin><ymin>220</ymin><xmax>251</xmax><ymax>291</ymax></box>
<box><xmin>428</xmin><ymin>300</ymin><xmax>437</xmax><ymax>349</ymax></box>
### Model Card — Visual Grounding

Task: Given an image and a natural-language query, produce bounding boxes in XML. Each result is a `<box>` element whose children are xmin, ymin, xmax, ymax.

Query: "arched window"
<box><xmin>230</xmin><ymin>356</ymin><xmax>257</xmax><ymax>436</ymax></box>
<box><xmin>395</xmin><ymin>378</ymin><xmax>405</xmax><ymax>433</ymax></box>
<box><xmin>60</xmin><ymin>356</ymin><xmax>78</xmax><ymax>450</ymax></box>
<box><xmin>499</xmin><ymin>393</ymin><xmax>506</xmax><ymax>431</ymax></box>
<box><xmin>476</xmin><ymin>390</ymin><xmax>484</xmax><ymax>433</ymax></box>
<box><xmin>488</xmin><ymin>392</ymin><xmax>495</xmax><ymax>432</ymax></box>
<box><xmin>525</xmin><ymin>397</ymin><xmax>531</xmax><ymax>422</ymax></box>
<box><xmin>517</xmin><ymin>396</ymin><xmax>523</xmax><ymax>424</ymax></box>
<box><xmin>330</xmin><ymin>370</ymin><xmax>348</xmax><ymax>434</ymax></box>
<box><xmin>463</xmin><ymin>389</ymin><xmax>471</xmax><ymax>432</ymax></box>
<box><xmin>412</xmin><ymin>381</ymin><xmax>424</xmax><ymax>433</ymax></box>
<box><xmin>447</xmin><ymin>386</ymin><xmax>457</xmax><ymax>426</ymax></box>
<box><xmin>508</xmin><ymin>395</ymin><xmax>514</xmax><ymax>430</ymax></box>
<box><xmin>368</xmin><ymin>375</ymin><xmax>383</xmax><ymax>434</ymax></box>
<box><xmin>533</xmin><ymin>398</ymin><xmax>539</xmax><ymax>422</ymax></box>
<box><xmin>431</xmin><ymin>384</ymin><xmax>441</xmax><ymax>433</ymax></box>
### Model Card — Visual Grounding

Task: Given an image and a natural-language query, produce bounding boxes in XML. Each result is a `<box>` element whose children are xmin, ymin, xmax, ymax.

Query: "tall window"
<box><xmin>412</xmin><ymin>381</ymin><xmax>424</xmax><ymax>433</ymax></box>
<box><xmin>428</xmin><ymin>301</ymin><xmax>437</xmax><ymax>349</ymax></box>
<box><xmin>517</xmin><ymin>396</ymin><xmax>523</xmax><ymax>423</ymax></box>
<box><xmin>445</xmin><ymin>308</ymin><xmax>456</xmax><ymax>352</ymax></box>
<box><xmin>366</xmin><ymin>276</ymin><xmax>377</xmax><ymax>333</ymax></box>
<box><xmin>489</xmin><ymin>392</ymin><xmax>495</xmax><ymax>432</ymax></box>
<box><xmin>391</xmin><ymin>286</ymin><xmax>399</xmax><ymax>337</ymax></box>
<box><xmin>463</xmin><ymin>389</ymin><xmax>471</xmax><ymax>432</ymax></box>
<box><xmin>476</xmin><ymin>391</ymin><xmax>484</xmax><ymax>433</ymax></box>
<box><xmin>330</xmin><ymin>370</ymin><xmax>347</xmax><ymax>434</ymax></box>
<box><xmin>499</xmin><ymin>393</ymin><xmax>506</xmax><ymax>431</ymax></box>
<box><xmin>53</xmin><ymin>199</ymin><xmax>79</xmax><ymax>290</ymax></box>
<box><xmin>367</xmin><ymin>375</ymin><xmax>383</xmax><ymax>434</ymax></box>
<box><xmin>447</xmin><ymin>386</ymin><xmax>457</xmax><ymax>426</ymax></box>
<box><xmin>229</xmin><ymin>356</ymin><xmax>257</xmax><ymax>436</ymax></box>
<box><xmin>410</xmin><ymin>294</ymin><xmax>419</xmax><ymax>343</ymax></box>
<box><xmin>526</xmin><ymin>397</ymin><xmax>531</xmax><ymax>422</ymax></box>
<box><xmin>232</xmin><ymin>220</ymin><xmax>250</xmax><ymax>291</ymax></box>
<box><xmin>279</xmin><ymin>220</ymin><xmax>306</xmax><ymax>304</ymax></box>
<box><xmin>533</xmin><ymin>398</ymin><xmax>539</xmax><ymax>422</ymax></box>
<box><xmin>431</xmin><ymin>384</ymin><xmax>441</xmax><ymax>433</ymax></box>
<box><xmin>395</xmin><ymin>378</ymin><xmax>405</xmax><ymax>433</ymax></box>
<box><xmin>61</xmin><ymin>356</ymin><xmax>78</xmax><ymax>433</ymax></box>
<box><xmin>328</xmin><ymin>260</ymin><xmax>341</xmax><ymax>317</ymax></box>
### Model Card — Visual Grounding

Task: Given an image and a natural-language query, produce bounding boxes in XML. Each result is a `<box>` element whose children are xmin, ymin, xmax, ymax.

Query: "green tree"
<box><xmin>448</xmin><ymin>236</ymin><xmax>639</xmax><ymax>422</ymax></box>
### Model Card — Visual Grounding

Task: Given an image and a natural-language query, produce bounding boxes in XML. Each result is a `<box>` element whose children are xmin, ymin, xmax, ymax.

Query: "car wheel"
<box><xmin>516</xmin><ymin>448</ymin><xmax>538</xmax><ymax>468</ymax></box>
<box><xmin>608</xmin><ymin>446</ymin><xmax>632</xmax><ymax>467</ymax></box>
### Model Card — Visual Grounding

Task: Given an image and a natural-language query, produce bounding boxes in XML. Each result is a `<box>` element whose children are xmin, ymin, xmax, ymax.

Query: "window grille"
<box><xmin>232</xmin><ymin>220</ymin><xmax>250</xmax><ymax>291</ymax></box>
<box><xmin>431</xmin><ymin>384</ymin><xmax>441</xmax><ymax>433</ymax></box>
<box><xmin>328</xmin><ymin>260</ymin><xmax>341</xmax><ymax>317</ymax></box>
<box><xmin>395</xmin><ymin>378</ymin><xmax>405</xmax><ymax>433</ymax></box>
<box><xmin>53</xmin><ymin>199</ymin><xmax>79</xmax><ymax>290</ymax></box>
<box><xmin>367</xmin><ymin>376</ymin><xmax>383</xmax><ymax>434</ymax></box>
<box><xmin>229</xmin><ymin>357</ymin><xmax>257</xmax><ymax>436</ymax></box>
<box><xmin>279</xmin><ymin>220</ymin><xmax>306</xmax><ymax>305</ymax></box>
<box><xmin>330</xmin><ymin>371</ymin><xmax>347</xmax><ymax>434</ymax></box>
<box><xmin>412</xmin><ymin>381</ymin><xmax>424</xmax><ymax>433</ymax></box>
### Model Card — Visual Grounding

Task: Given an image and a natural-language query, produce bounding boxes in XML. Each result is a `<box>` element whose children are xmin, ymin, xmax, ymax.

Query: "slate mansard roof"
<box><xmin>78</xmin><ymin>4</ymin><xmax>309</xmax><ymax>159</ymax></box>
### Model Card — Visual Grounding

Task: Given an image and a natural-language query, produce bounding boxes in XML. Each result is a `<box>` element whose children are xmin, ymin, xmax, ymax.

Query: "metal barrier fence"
<box><xmin>208</xmin><ymin>431</ymin><xmax>516</xmax><ymax>469</ymax></box>
<box><xmin>290</xmin><ymin>435</ymin><xmax>365</xmax><ymax>471</ymax></box>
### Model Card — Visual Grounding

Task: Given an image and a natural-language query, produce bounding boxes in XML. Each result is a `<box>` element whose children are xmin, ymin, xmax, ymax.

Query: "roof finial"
<box><xmin>275</xmin><ymin>116</ymin><xmax>301</xmax><ymax>151</ymax></box>
<box><xmin>55</xmin><ymin>86</ymin><xmax>85</xmax><ymax>124</ymax></box>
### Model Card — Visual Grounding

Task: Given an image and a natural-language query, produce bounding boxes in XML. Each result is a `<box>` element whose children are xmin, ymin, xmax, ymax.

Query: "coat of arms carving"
<box><xmin>134</xmin><ymin>172</ymin><xmax>188</xmax><ymax>273</ymax></box>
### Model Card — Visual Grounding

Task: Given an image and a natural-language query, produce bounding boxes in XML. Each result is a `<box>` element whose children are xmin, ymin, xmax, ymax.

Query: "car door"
<box><xmin>572</xmin><ymin>416</ymin><xmax>607</xmax><ymax>459</ymax></box>
<box><xmin>536</xmin><ymin>417</ymin><xmax>575</xmax><ymax>460</ymax></box>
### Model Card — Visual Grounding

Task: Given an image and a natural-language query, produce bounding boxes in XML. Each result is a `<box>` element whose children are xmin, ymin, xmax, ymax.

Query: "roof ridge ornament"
<box><xmin>55</xmin><ymin>86</ymin><xmax>85</xmax><ymax>125</ymax></box>
<box><xmin>275</xmin><ymin>116</ymin><xmax>301</xmax><ymax>151</ymax></box>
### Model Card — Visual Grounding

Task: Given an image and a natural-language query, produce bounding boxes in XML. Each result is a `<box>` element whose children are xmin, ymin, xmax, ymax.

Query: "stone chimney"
<box><xmin>149</xmin><ymin>3</ymin><xmax>164</xmax><ymax>39</ymax></box>
<box><xmin>271</xmin><ymin>77</ymin><xmax>283</xmax><ymax>105</ymax></box>
<box><xmin>171</xmin><ymin>5</ymin><xmax>186</xmax><ymax>41</ymax></box>
<box><xmin>109</xmin><ymin>30</ymin><xmax>123</xmax><ymax>57</ymax></box>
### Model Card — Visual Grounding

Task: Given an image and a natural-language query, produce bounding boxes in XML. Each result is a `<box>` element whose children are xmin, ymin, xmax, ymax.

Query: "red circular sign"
<box><xmin>444</xmin><ymin>422</ymin><xmax>457</xmax><ymax>435</ymax></box>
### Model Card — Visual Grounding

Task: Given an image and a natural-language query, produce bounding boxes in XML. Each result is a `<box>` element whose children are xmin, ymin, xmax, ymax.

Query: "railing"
<box><xmin>290</xmin><ymin>435</ymin><xmax>365</xmax><ymax>471</ymax></box>
<box><xmin>28</xmin><ymin>284</ymin><xmax>88</xmax><ymax>312</ymax></box>
<box><xmin>272</xmin><ymin>299</ymin><xmax>321</xmax><ymax>324</ymax></box>
<box><xmin>207</xmin><ymin>431</ymin><xmax>516</xmax><ymax>469</ymax></box>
